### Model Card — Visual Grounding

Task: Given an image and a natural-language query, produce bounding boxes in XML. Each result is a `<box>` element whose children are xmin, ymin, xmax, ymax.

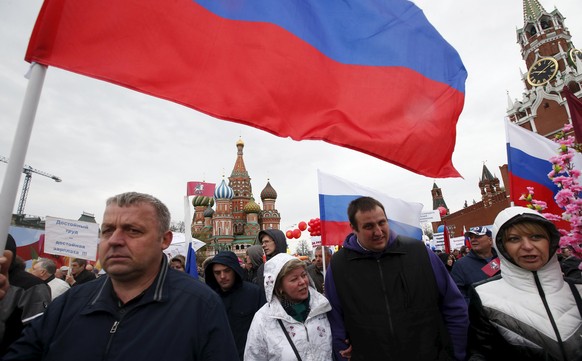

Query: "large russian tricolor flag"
<box><xmin>506</xmin><ymin>120</ymin><xmax>582</xmax><ymax>227</ymax></box>
<box><xmin>318</xmin><ymin>170</ymin><xmax>423</xmax><ymax>246</ymax></box>
<box><xmin>25</xmin><ymin>0</ymin><xmax>466</xmax><ymax>178</ymax></box>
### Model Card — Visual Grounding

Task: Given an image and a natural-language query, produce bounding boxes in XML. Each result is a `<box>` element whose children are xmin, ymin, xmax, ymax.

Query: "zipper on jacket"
<box><xmin>103</xmin><ymin>320</ymin><xmax>120</xmax><ymax>360</ymax></box>
<box><xmin>398</xmin><ymin>256</ymin><xmax>410</xmax><ymax>308</ymax></box>
<box><xmin>110</xmin><ymin>321</ymin><xmax>119</xmax><ymax>334</ymax></box>
<box><xmin>377</xmin><ymin>259</ymin><xmax>395</xmax><ymax>336</ymax></box>
<box><xmin>533</xmin><ymin>271</ymin><xmax>568</xmax><ymax>360</ymax></box>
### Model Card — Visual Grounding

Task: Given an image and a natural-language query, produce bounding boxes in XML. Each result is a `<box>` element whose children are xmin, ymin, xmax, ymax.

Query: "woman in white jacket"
<box><xmin>244</xmin><ymin>253</ymin><xmax>332</xmax><ymax>361</ymax></box>
<box><xmin>468</xmin><ymin>206</ymin><xmax>582</xmax><ymax>360</ymax></box>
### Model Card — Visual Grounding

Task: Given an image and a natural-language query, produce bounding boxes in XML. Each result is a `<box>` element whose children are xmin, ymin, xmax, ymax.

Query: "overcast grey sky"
<box><xmin>1</xmin><ymin>0</ymin><xmax>581</xmax><ymax>231</ymax></box>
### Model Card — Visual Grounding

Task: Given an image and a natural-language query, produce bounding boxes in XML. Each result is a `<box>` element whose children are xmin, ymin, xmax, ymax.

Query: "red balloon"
<box><xmin>298</xmin><ymin>221</ymin><xmax>307</xmax><ymax>231</ymax></box>
<box><xmin>286</xmin><ymin>230</ymin><xmax>293</xmax><ymax>239</ymax></box>
<box><xmin>292</xmin><ymin>229</ymin><xmax>302</xmax><ymax>239</ymax></box>
<box><xmin>437</xmin><ymin>206</ymin><xmax>447</xmax><ymax>217</ymax></box>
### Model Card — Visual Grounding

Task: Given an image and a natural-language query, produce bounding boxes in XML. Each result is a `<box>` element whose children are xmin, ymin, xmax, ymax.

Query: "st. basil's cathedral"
<box><xmin>190</xmin><ymin>138</ymin><xmax>281</xmax><ymax>257</ymax></box>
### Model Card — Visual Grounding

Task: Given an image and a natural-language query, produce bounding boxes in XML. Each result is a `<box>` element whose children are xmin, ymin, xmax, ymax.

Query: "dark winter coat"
<box><xmin>72</xmin><ymin>268</ymin><xmax>96</xmax><ymax>286</ymax></box>
<box><xmin>325</xmin><ymin>231</ymin><xmax>468</xmax><ymax>361</ymax></box>
<box><xmin>4</xmin><ymin>256</ymin><xmax>238</xmax><ymax>361</ymax></box>
<box><xmin>451</xmin><ymin>248</ymin><xmax>499</xmax><ymax>302</ymax></box>
<box><xmin>0</xmin><ymin>235</ymin><xmax>51</xmax><ymax>356</ymax></box>
<box><xmin>244</xmin><ymin>245</ymin><xmax>264</xmax><ymax>284</ymax></box>
<box><xmin>204</xmin><ymin>251</ymin><xmax>265</xmax><ymax>360</ymax></box>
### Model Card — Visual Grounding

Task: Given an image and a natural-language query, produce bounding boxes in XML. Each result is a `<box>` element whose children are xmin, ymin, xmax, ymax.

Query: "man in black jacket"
<box><xmin>0</xmin><ymin>235</ymin><xmax>51</xmax><ymax>356</ymax></box>
<box><xmin>66</xmin><ymin>258</ymin><xmax>96</xmax><ymax>286</ymax></box>
<box><xmin>205</xmin><ymin>251</ymin><xmax>265</xmax><ymax>360</ymax></box>
<box><xmin>4</xmin><ymin>192</ymin><xmax>238</xmax><ymax>360</ymax></box>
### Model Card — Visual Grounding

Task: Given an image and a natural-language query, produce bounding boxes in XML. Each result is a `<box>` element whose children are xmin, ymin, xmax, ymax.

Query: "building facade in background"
<box><xmin>433</xmin><ymin>0</ymin><xmax>582</xmax><ymax>240</ymax></box>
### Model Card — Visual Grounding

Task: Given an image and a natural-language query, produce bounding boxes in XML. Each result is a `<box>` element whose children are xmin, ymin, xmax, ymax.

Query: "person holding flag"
<box><xmin>451</xmin><ymin>226</ymin><xmax>500</xmax><ymax>304</ymax></box>
<box><xmin>325</xmin><ymin>196</ymin><xmax>467</xmax><ymax>360</ymax></box>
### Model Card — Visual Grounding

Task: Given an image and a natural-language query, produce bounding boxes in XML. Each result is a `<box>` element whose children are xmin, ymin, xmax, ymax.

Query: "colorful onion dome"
<box><xmin>243</xmin><ymin>197</ymin><xmax>261</xmax><ymax>214</ymax></box>
<box><xmin>192</xmin><ymin>196</ymin><xmax>213</xmax><ymax>207</ymax></box>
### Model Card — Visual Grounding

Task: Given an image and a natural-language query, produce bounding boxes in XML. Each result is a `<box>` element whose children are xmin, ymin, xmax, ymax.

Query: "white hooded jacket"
<box><xmin>244</xmin><ymin>254</ymin><xmax>332</xmax><ymax>361</ymax></box>
<box><xmin>468</xmin><ymin>207</ymin><xmax>582</xmax><ymax>360</ymax></box>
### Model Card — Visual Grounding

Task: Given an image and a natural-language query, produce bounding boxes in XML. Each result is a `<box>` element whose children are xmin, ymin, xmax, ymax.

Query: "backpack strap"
<box><xmin>566</xmin><ymin>279</ymin><xmax>582</xmax><ymax>318</ymax></box>
<box><xmin>277</xmin><ymin>319</ymin><xmax>302</xmax><ymax>361</ymax></box>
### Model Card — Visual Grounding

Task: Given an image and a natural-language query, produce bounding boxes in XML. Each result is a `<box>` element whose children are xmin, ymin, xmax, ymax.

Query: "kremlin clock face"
<box><xmin>527</xmin><ymin>57</ymin><xmax>558</xmax><ymax>86</ymax></box>
<box><xmin>569</xmin><ymin>48</ymin><xmax>582</xmax><ymax>64</ymax></box>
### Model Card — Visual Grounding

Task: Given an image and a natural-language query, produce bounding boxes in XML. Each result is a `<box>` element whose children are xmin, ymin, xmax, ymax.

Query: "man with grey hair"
<box><xmin>307</xmin><ymin>245</ymin><xmax>332</xmax><ymax>294</ymax></box>
<box><xmin>5</xmin><ymin>192</ymin><xmax>238</xmax><ymax>360</ymax></box>
<box><xmin>30</xmin><ymin>258</ymin><xmax>70</xmax><ymax>300</ymax></box>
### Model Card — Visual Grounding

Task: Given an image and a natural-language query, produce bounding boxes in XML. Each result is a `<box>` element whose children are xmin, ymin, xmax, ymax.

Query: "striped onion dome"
<box><xmin>214</xmin><ymin>179</ymin><xmax>234</xmax><ymax>199</ymax></box>
<box><xmin>203</xmin><ymin>206</ymin><xmax>215</xmax><ymax>217</ymax></box>
<box><xmin>243</xmin><ymin>197</ymin><xmax>261</xmax><ymax>214</ymax></box>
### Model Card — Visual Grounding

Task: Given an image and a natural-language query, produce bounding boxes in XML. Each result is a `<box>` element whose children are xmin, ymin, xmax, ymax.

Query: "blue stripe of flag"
<box><xmin>319</xmin><ymin>194</ymin><xmax>358</xmax><ymax>222</ymax></box>
<box><xmin>193</xmin><ymin>0</ymin><xmax>466</xmax><ymax>92</ymax></box>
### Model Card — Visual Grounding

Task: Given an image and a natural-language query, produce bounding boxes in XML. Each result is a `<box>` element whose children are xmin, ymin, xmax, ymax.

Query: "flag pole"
<box><xmin>0</xmin><ymin>63</ymin><xmax>47</xmax><ymax>252</ymax></box>
<box><xmin>504</xmin><ymin>119</ymin><xmax>515</xmax><ymax>207</ymax></box>
<box><xmin>183</xmin><ymin>195</ymin><xmax>193</xmax><ymax>257</ymax></box>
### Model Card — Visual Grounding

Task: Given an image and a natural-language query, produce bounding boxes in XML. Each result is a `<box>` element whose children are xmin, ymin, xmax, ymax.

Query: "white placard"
<box><xmin>311</xmin><ymin>236</ymin><xmax>322</xmax><ymax>247</ymax></box>
<box><xmin>44</xmin><ymin>216</ymin><xmax>100</xmax><ymax>261</ymax></box>
<box><xmin>420</xmin><ymin>210</ymin><xmax>441</xmax><ymax>223</ymax></box>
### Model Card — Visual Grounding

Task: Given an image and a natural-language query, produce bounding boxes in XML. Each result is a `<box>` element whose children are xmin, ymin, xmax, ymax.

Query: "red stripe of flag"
<box><xmin>25</xmin><ymin>0</ymin><xmax>466</xmax><ymax>178</ymax></box>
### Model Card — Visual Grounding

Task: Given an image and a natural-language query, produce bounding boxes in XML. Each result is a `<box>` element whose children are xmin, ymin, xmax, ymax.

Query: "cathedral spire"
<box><xmin>523</xmin><ymin>0</ymin><xmax>547</xmax><ymax>22</ymax></box>
<box><xmin>231</xmin><ymin>138</ymin><xmax>249</xmax><ymax>178</ymax></box>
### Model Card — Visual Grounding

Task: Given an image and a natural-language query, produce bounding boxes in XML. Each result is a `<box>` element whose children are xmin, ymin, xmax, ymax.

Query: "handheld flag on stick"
<box><xmin>185</xmin><ymin>243</ymin><xmax>199</xmax><ymax>279</ymax></box>
<box><xmin>443</xmin><ymin>222</ymin><xmax>451</xmax><ymax>254</ymax></box>
<box><xmin>505</xmin><ymin>119</ymin><xmax>582</xmax><ymax>229</ymax></box>
<box><xmin>25</xmin><ymin>0</ymin><xmax>466</xmax><ymax>178</ymax></box>
<box><xmin>318</xmin><ymin>170</ymin><xmax>423</xmax><ymax>246</ymax></box>
<box><xmin>463</xmin><ymin>226</ymin><xmax>472</xmax><ymax>250</ymax></box>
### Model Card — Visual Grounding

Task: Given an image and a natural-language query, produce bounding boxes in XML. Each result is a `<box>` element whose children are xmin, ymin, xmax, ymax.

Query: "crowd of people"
<box><xmin>0</xmin><ymin>192</ymin><xmax>581</xmax><ymax>360</ymax></box>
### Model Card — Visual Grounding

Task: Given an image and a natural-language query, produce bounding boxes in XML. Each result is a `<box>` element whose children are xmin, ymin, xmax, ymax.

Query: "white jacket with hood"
<box><xmin>468</xmin><ymin>206</ymin><xmax>582</xmax><ymax>360</ymax></box>
<box><xmin>244</xmin><ymin>253</ymin><xmax>332</xmax><ymax>361</ymax></box>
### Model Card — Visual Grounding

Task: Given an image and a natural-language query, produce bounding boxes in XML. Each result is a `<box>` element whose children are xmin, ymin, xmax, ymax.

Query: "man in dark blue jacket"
<box><xmin>451</xmin><ymin>226</ymin><xmax>499</xmax><ymax>303</ymax></box>
<box><xmin>205</xmin><ymin>251</ymin><xmax>265</xmax><ymax>360</ymax></box>
<box><xmin>325</xmin><ymin>197</ymin><xmax>468</xmax><ymax>361</ymax></box>
<box><xmin>4</xmin><ymin>192</ymin><xmax>238</xmax><ymax>361</ymax></box>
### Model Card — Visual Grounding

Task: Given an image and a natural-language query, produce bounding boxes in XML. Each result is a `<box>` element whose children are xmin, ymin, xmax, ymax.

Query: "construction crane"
<box><xmin>0</xmin><ymin>156</ymin><xmax>62</xmax><ymax>215</ymax></box>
